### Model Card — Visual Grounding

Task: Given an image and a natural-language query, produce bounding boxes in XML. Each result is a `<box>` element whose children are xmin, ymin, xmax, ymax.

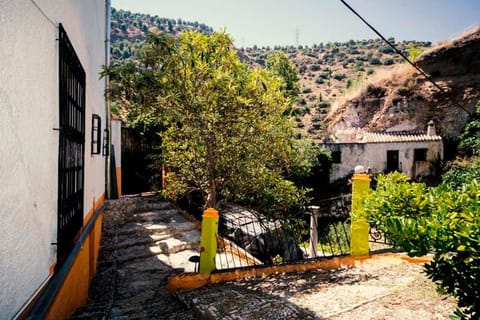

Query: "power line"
<box><xmin>339</xmin><ymin>0</ymin><xmax>472</xmax><ymax>117</ymax></box>
<box><xmin>29</xmin><ymin>0</ymin><xmax>56</xmax><ymax>27</ymax></box>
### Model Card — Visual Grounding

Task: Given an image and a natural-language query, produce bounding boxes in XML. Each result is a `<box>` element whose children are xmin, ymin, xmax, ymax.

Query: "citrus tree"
<box><xmin>364</xmin><ymin>173</ymin><xmax>480</xmax><ymax>319</ymax></box>
<box><xmin>104</xmin><ymin>31</ymin><xmax>320</xmax><ymax>214</ymax></box>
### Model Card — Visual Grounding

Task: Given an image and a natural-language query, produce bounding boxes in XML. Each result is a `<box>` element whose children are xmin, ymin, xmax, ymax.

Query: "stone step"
<box><xmin>104</xmin><ymin>215</ymin><xmax>195</xmax><ymax>237</ymax></box>
<box><xmin>102</xmin><ymin>232</ymin><xmax>173</xmax><ymax>252</ymax></box>
<box><xmin>132</xmin><ymin>200</ymin><xmax>172</xmax><ymax>213</ymax></box>
<box><xmin>125</xmin><ymin>209</ymin><xmax>179</xmax><ymax>223</ymax></box>
<box><xmin>99</xmin><ymin>230</ymin><xmax>200</xmax><ymax>265</ymax></box>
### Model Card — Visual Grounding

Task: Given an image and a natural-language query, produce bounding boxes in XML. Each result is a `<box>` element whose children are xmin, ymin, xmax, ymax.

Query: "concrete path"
<box><xmin>70</xmin><ymin>194</ymin><xmax>199</xmax><ymax>319</ymax></box>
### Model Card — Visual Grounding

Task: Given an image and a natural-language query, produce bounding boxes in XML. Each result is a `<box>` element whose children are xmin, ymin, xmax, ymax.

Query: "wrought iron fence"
<box><xmin>307</xmin><ymin>194</ymin><xmax>352</xmax><ymax>259</ymax></box>
<box><xmin>215</xmin><ymin>196</ymin><xmax>353</xmax><ymax>271</ymax></box>
<box><xmin>214</xmin><ymin>194</ymin><xmax>393</xmax><ymax>271</ymax></box>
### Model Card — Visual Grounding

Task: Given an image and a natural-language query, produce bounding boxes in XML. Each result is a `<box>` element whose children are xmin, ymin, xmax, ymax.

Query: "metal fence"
<box><xmin>215</xmin><ymin>196</ymin><xmax>352</xmax><ymax>271</ymax></box>
<box><xmin>307</xmin><ymin>194</ymin><xmax>352</xmax><ymax>259</ymax></box>
<box><xmin>215</xmin><ymin>195</ymin><xmax>393</xmax><ymax>271</ymax></box>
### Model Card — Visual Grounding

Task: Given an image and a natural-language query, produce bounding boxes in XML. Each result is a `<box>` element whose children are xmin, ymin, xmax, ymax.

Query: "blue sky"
<box><xmin>111</xmin><ymin>0</ymin><xmax>480</xmax><ymax>47</ymax></box>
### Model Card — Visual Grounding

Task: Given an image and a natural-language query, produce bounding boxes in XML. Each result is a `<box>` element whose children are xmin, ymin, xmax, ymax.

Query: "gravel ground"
<box><xmin>177</xmin><ymin>254</ymin><xmax>457</xmax><ymax>319</ymax></box>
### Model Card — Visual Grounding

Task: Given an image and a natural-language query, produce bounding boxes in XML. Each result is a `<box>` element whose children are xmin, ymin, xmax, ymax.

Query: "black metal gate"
<box><xmin>121</xmin><ymin>126</ymin><xmax>160</xmax><ymax>195</ymax></box>
<box><xmin>57</xmin><ymin>24</ymin><xmax>86</xmax><ymax>265</ymax></box>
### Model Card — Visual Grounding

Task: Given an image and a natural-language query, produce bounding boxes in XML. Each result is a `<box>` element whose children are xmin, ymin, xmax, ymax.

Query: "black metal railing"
<box><xmin>214</xmin><ymin>194</ymin><xmax>394</xmax><ymax>271</ymax></box>
<box><xmin>307</xmin><ymin>194</ymin><xmax>352</xmax><ymax>258</ymax></box>
<box><xmin>216</xmin><ymin>204</ymin><xmax>305</xmax><ymax>270</ymax></box>
<box><xmin>215</xmin><ymin>196</ymin><xmax>353</xmax><ymax>271</ymax></box>
<box><xmin>57</xmin><ymin>24</ymin><xmax>86</xmax><ymax>266</ymax></box>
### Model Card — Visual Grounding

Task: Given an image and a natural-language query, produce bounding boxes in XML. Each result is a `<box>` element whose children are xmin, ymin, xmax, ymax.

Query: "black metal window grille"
<box><xmin>91</xmin><ymin>114</ymin><xmax>101</xmax><ymax>154</ymax></box>
<box><xmin>102</xmin><ymin>128</ymin><xmax>109</xmax><ymax>156</ymax></box>
<box><xmin>57</xmin><ymin>23</ymin><xmax>86</xmax><ymax>265</ymax></box>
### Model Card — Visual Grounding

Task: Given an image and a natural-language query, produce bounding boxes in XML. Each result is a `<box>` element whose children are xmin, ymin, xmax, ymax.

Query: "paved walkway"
<box><xmin>70</xmin><ymin>194</ymin><xmax>199</xmax><ymax>319</ymax></box>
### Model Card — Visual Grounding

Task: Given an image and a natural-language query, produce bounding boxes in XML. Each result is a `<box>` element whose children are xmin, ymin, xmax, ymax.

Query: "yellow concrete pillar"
<box><xmin>350</xmin><ymin>167</ymin><xmax>371</xmax><ymax>256</ymax></box>
<box><xmin>199</xmin><ymin>208</ymin><xmax>219</xmax><ymax>274</ymax></box>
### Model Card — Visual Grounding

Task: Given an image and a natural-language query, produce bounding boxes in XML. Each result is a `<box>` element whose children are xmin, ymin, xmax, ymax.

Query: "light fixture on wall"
<box><xmin>91</xmin><ymin>114</ymin><xmax>101</xmax><ymax>155</ymax></box>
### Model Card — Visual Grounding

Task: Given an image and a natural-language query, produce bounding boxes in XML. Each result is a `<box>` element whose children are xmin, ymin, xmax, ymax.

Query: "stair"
<box><xmin>70</xmin><ymin>195</ymin><xmax>199</xmax><ymax>319</ymax></box>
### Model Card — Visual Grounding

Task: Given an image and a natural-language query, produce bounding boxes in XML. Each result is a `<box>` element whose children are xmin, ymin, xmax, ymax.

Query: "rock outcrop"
<box><xmin>326</xmin><ymin>27</ymin><xmax>480</xmax><ymax>139</ymax></box>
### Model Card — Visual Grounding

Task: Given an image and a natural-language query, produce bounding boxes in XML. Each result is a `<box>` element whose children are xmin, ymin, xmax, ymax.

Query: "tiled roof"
<box><xmin>328</xmin><ymin>128</ymin><xmax>442</xmax><ymax>144</ymax></box>
<box><xmin>362</xmin><ymin>131</ymin><xmax>442</xmax><ymax>143</ymax></box>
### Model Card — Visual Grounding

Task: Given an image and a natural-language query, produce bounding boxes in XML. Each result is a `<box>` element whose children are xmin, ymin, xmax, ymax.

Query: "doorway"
<box><xmin>386</xmin><ymin>150</ymin><xmax>399</xmax><ymax>173</ymax></box>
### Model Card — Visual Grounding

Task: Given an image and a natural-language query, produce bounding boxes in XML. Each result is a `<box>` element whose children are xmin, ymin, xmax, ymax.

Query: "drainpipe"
<box><xmin>105</xmin><ymin>0</ymin><xmax>111</xmax><ymax>198</ymax></box>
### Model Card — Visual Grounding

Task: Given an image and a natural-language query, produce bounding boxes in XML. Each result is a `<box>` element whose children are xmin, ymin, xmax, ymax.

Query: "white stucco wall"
<box><xmin>327</xmin><ymin>141</ymin><xmax>443</xmax><ymax>182</ymax></box>
<box><xmin>111</xmin><ymin>119</ymin><xmax>122</xmax><ymax>168</ymax></box>
<box><xmin>0</xmin><ymin>1</ymin><xmax>106</xmax><ymax>318</ymax></box>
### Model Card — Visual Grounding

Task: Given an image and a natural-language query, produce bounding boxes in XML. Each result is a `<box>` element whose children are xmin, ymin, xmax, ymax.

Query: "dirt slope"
<box><xmin>325</xmin><ymin>27</ymin><xmax>480</xmax><ymax>139</ymax></box>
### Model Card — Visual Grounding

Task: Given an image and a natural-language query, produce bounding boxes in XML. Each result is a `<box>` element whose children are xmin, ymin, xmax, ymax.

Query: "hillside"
<box><xmin>110</xmin><ymin>8</ymin><xmax>213</xmax><ymax>60</ymax></box>
<box><xmin>241</xmin><ymin>40</ymin><xmax>430</xmax><ymax>138</ymax></box>
<box><xmin>111</xmin><ymin>8</ymin><xmax>468</xmax><ymax>139</ymax></box>
<box><xmin>324</xmin><ymin>27</ymin><xmax>480</xmax><ymax>143</ymax></box>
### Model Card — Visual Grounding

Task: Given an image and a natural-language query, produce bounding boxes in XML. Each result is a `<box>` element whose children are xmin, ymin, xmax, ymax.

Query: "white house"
<box><xmin>324</xmin><ymin>121</ymin><xmax>443</xmax><ymax>182</ymax></box>
<box><xmin>0</xmin><ymin>1</ymin><xmax>120</xmax><ymax>319</ymax></box>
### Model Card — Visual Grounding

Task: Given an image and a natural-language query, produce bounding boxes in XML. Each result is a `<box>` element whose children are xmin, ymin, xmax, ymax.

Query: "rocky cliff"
<box><xmin>325</xmin><ymin>27</ymin><xmax>480</xmax><ymax>139</ymax></box>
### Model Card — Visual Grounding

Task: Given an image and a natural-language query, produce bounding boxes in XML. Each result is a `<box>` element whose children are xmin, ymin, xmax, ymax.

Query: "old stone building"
<box><xmin>324</xmin><ymin>121</ymin><xmax>443</xmax><ymax>182</ymax></box>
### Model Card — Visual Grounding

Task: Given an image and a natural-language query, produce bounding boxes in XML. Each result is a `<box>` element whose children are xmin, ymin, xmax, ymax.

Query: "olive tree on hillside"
<box><xmin>266</xmin><ymin>51</ymin><xmax>300</xmax><ymax>101</ymax></box>
<box><xmin>104</xmin><ymin>31</ymin><xmax>319</xmax><ymax>213</ymax></box>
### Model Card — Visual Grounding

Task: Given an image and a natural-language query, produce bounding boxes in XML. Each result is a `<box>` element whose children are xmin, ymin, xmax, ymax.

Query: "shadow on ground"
<box><xmin>70</xmin><ymin>194</ymin><xmax>200</xmax><ymax>319</ymax></box>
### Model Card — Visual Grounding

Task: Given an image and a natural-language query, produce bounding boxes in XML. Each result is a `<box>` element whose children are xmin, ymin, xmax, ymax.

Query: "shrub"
<box><xmin>310</xmin><ymin>64</ymin><xmax>321</xmax><ymax>71</ymax></box>
<box><xmin>317</xmin><ymin>101</ymin><xmax>330</xmax><ymax>109</ymax></box>
<box><xmin>383</xmin><ymin>58</ymin><xmax>394</xmax><ymax>65</ymax></box>
<box><xmin>443</xmin><ymin>162</ymin><xmax>480</xmax><ymax>190</ymax></box>
<box><xmin>302</xmin><ymin>87</ymin><xmax>312</xmax><ymax>94</ymax></box>
<box><xmin>459</xmin><ymin>103</ymin><xmax>480</xmax><ymax>156</ymax></box>
<box><xmin>315</xmin><ymin>77</ymin><xmax>324</xmax><ymax>84</ymax></box>
<box><xmin>364</xmin><ymin>173</ymin><xmax>480</xmax><ymax>319</ymax></box>
<box><xmin>369</xmin><ymin>57</ymin><xmax>381</xmax><ymax>65</ymax></box>
<box><xmin>333</xmin><ymin>73</ymin><xmax>346</xmax><ymax>81</ymax></box>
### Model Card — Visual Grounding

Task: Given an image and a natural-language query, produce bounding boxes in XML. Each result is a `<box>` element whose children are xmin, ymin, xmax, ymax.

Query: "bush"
<box><xmin>315</xmin><ymin>77</ymin><xmax>324</xmax><ymax>84</ymax></box>
<box><xmin>383</xmin><ymin>58</ymin><xmax>394</xmax><ymax>65</ymax></box>
<box><xmin>317</xmin><ymin>101</ymin><xmax>330</xmax><ymax>109</ymax></box>
<box><xmin>333</xmin><ymin>73</ymin><xmax>346</xmax><ymax>81</ymax></box>
<box><xmin>364</xmin><ymin>172</ymin><xmax>480</xmax><ymax>319</ymax></box>
<box><xmin>302</xmin><ymin>87</ymin><xmax>313</xmax><ymax>94</ymax></box>
<box><xmin>443</xmin><ymin>162</ymin><xmax>480</xmax><ymax>190</ymax></box>
<box><xmin>310</xmin><ymin>64</ymin><xmax>321</xmax><ymax>71</ymax></box>
<box><xmin>459</xmin><ymin>103</ymin><xmax>480</xmax><ymax>156</ymax></box>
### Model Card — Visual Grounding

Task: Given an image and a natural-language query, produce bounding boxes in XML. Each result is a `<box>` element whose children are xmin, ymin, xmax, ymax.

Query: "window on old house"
<box><xmin>91</xmin><ymin>114</ymin><xmax>101</xmax><ymax>155</ymax></box>
<box><xmin>414</xmin><ymin>148</ymin><xmax>428</xmax><ymax>162</ymax></box>
<box><xmin>332</xmin><ymin>151</ymin><xmax>341</xmax><ymax>163</ymax></box>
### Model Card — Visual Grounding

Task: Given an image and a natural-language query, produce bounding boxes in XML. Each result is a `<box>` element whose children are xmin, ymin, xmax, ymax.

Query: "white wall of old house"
<box><xmin>329</xmin><ymin>141</ymin><xmax>443</xmax><ymax>182</ymax></box>
<box><xmin>0</xmin><ymin>1</ymin><xmax>106</xmax><ymax>318</ymax></box>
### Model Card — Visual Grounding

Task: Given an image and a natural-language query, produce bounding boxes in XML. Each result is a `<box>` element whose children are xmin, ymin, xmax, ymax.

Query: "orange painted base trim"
<box><xmin>43</xmin><ymin>194</ymin><xmax>105</xmax><ymax>320</ymax></box>
<box><xmin>49</xmin><ymin>261</ymin><xmax>57</xmax><ymax>275</ymax></box>
<box><xmin>167</xmin><ymin>253</ymin><xmax>430</xmax><ymax>294</ymax></box>
<box><xmin>116</xmin><ymin>167</ymin><xmax>122</xmax><ymax>196</ymax></box>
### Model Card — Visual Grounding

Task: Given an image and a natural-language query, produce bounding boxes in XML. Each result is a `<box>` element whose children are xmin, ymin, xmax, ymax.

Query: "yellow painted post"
<box><xmin>350</xmin><ymin>166</ymin><xmax>371</xmax><ymax>256</ymax></box>
<box><xmin>199</xmin><ymin>207</ymin><xmax>219</xmax><ymax>274</ymax></box>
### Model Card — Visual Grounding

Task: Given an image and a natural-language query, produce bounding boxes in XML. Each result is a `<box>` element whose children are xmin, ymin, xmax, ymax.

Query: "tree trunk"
<box><xmin>206</xmin><ymin>135</ymin><xmax>217</xmax><ymax>208</ymax></box>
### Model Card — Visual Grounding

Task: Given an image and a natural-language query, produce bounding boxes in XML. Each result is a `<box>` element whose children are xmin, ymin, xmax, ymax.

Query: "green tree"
<box><xmin>364</xmin><ymin>173</ymin><xmax>480</xmax><ymax>319</ymax></box>
<box><xmin>266</xmin><ymin>51</ymin><xmax>300</xmax><ymax>100</ymax></box>
<box><xmin>104</xmin><ymin>31</ymin><xmax>314</xmax><ymax>213</ymax></box>
<box><xmin>408</xmin><ymin>43</ymin><xmax>423</xmax><ymax>62</ymax></box>
<box><xmin>459</xmin><ymin>102</ymin><xmax>480</xmax><ymax>157</ymax></box>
